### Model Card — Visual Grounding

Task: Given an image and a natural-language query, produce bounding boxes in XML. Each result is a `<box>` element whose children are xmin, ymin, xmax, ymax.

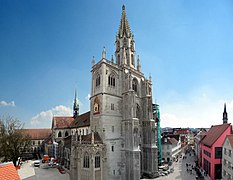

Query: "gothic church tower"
<box><xmin>89</xmin><ymin>5</ymin><xmax>158</xmax><ymax>180</ymax></box>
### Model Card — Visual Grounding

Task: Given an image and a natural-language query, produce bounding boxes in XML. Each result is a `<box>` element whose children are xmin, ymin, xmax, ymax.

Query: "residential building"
<box><xmin>200</xmin><ymin>122</ymin><xmax>232</xmax><ymax>180</ymax></box>
<box><xmin>194</xmin><ymin>130</ymin><xmax>207</xmax><ymax>167</ymax></box>
<box><xmin>70</xmin><ymin>5</ymin><xmax>158</xmax><ymax>180</ymax></box>
<box><xmin>222</xmin><ymin>135</ymin><xmax>233</xmax><ymax>180</ymax></box>
<box><xmin>161</xmin><ymin>136</ymin><xmax>181</xmax><ymax>164</ymax></box>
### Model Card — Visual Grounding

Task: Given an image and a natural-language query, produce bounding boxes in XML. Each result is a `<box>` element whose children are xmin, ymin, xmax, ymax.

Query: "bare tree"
<box><xmin>0</xmin><ymin>116</ymin><xmax>31</xmax><ymax>166</ymax></box>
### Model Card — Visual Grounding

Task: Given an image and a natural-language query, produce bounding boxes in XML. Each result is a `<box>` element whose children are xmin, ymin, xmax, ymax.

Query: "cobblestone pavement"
<box><xmin>142</xmin><ymin>151</ymin><xmax>211</xmax><ymax>180</ymax></box>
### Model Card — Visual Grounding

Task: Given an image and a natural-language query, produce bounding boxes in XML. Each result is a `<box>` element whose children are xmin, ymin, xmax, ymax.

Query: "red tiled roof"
<box><xmin>0</xmin><ymin>162</ymin><xmax>20</xmax><ymax>180</ymax></box>
<box><xmin>71</xmin><ymin>111</ymin><xmax>90</xmax><ymax>128</ymax></box>
<box><xmin>201</xmin><ymin>123</ymin><xmax>231</xmax><ymax>147</ymax></box>
<box><xmin>81</xmin><ymin>132</ymin><xmax>102</xmax><ymax>143</ymax></box>
<box><xmin>226</xmin><ymin>135</ymin><xmax>233</xmax><ymax>149</ymax></box>
<box><xmin>168</xmin><ymin>137</ymin><xmax>178</xmax><ymax>145</ymax></box>
<box><xmin>196</xmin><ymin>131</ymin><xmax>207</xmax><ymax>139</ymax></box>
<box><xmin>162</xmin><ymin>137</ymin><xmax>178</xmax><ymax>145</ymax></box>
<box><xmin>165</xmin><ymin>134</ymin><xmax>180</xmax><ymax>142</ymax></box>
<box><xmin>52</xmin><ymin>116</ymin><xmax>74</xmax><ymax>129</ymax></box>
<box><xmin>176</xmin><ymin>129</ymin><xmax>189</xmax><ymax>134</ymax></box>
<box><xmin>21</xmin><ymin>129</ymin><xmax>52</xmax><ymax>140</ymax></box>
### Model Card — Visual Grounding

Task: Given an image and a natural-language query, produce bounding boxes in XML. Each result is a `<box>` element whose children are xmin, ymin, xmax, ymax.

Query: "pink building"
<box><xmin>200</xmin><ymin>123</ymin><xmax>232</xmax><ymax>180</ymax></box>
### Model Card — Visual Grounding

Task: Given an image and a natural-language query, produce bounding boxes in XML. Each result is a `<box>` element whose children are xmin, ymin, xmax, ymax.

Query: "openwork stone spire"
<box><xmin>118</xmin><ymin>5</ymin><xmax>131</xmax><ymax>38</ymax></box>
<box><xmin>73</xmin><ymin>89</ymin><xmax>79</xmax><ymax>117</ymax></box>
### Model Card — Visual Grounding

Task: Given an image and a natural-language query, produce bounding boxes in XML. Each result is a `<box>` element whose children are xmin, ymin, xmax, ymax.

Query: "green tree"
<box><xmin>0</xmin><ymin>116</ymin><xmax>31</xmax><ymax>166</ymax></box>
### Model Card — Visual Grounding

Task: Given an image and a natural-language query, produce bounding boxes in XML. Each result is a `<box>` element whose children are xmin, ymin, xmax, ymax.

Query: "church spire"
<box><xmin>223</xmin><ymin>103</ymin><xmax>228</xmax><ymax>124</ymax></box>
<box><xmin>118</xmin><ymin>5</ymin><xmax>131</xmax><ymax>38</ymax></box>
<box><xmin>73</xmin><ymin>89</ymin><xmax>79</xmax><ymax>118</ymax></box>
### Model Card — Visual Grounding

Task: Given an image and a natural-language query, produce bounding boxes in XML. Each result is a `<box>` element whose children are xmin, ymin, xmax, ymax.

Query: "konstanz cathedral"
<box><xmin>70</xmin><ymin>5</ymin><xmax>159</xmax><ymax>180</ymax></box>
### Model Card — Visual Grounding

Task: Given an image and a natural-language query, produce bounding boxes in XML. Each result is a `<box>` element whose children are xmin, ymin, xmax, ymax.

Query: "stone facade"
<box><xmin>70</xmin><ymin>5</ymin><xmax>158</xmax><ymax>180</ymax></box>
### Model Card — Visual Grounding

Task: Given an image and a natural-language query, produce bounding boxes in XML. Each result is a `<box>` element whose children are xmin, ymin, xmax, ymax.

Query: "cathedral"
<box><xmin>70</xmin><ymin>5</ymin><xmax>158</xmax><ymax>180</ymax></box>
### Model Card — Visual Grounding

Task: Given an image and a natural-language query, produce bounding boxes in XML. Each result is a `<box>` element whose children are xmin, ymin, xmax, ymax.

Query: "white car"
<box><xmin>34</xmin><ymin>160</ymin><xmax>40</xmax><ymax>167</ymax></box>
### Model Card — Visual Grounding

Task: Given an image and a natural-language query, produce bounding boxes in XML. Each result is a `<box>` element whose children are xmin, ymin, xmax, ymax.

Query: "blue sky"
<box><xmin>1</xmin><ymin>0</ymin><xmax>233</xmax><ymax>128</ymax></box>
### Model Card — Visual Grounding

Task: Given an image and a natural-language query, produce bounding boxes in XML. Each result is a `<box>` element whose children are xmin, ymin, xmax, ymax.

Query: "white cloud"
<box><xmin>159</xmin><ymin>86</ymin><xmax>233</xmax><ymax>128</ymax></box>
<box><xmin>30</xmin><ymin>105</ymin><xmax>72</xmax><ymax>128</ymax></box>
<box><xmin>85</xmin><ymin>94</ymin><xmax>91</xmax><ymax>101</ymax></box>
<box><xmin>0</xmin><ymin>101</ymin><xmax>15</xmax><ymax>107</ymax></box>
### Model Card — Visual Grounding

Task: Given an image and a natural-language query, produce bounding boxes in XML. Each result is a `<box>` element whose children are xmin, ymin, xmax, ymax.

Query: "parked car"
<box><xmin>34</xmin><ymin>160</ymin><xmax>40</xmax><ymax>167</ymax></box>
<box><xmin>58</xmin><ymin>167</ymin><xmax>66</xmax><ymax>174</ymax></box>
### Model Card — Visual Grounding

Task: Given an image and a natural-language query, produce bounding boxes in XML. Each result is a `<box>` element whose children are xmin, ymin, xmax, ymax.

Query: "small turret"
<box><xmin>149</xmin><ymin>73</ymin><xmax>152</xmax><ymax>82</ymax></box>
<box><xmin>102</xmin><ymin>47</ymin><xmax>106</xmax><ymax>59</ymax></box>
<box><xmin>223</xmin><ymin>103</ymin><xmax>228</xmax><ymax>124</ymax></box>
<box><xmin>111</xmin><ymin>55</ymin><xmax>114</xmax><ymax>63</ymax></box>
<box><xmin>137</xmin><ymin>55</ymin><xmax>141</xmax><ymax>72</ymax></box>
<box><xmin>92</xmin><ymin>56</ymin><xmax>95</xmax><ymax>67</ymax></box>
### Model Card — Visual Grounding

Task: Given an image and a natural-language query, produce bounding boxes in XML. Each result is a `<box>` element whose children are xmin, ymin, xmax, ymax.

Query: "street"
<box><xmin>18</xmin><ymin>160</ymin><xmax>70</xmax><ymax>180</ymax></box>
<box><xmin>142</xmin><ymin>151</ymin><xmax>211</xmax><ymax>180</ymax></box>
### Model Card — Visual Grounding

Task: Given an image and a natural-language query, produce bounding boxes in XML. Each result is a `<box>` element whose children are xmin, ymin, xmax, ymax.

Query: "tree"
<box><xmin>0</xmin><ymin>116</ymin><xmax>31</xmax><ymax>166</ymax></box>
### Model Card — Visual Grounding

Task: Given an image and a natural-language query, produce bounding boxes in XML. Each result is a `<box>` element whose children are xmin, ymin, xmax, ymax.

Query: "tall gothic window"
<box><xmin>95</xmin><ymin>154</ymin><xmax>101</xmax><ymax>168</ymax></box>
<box><xmin>108</xmin><ymin>75</ymin><xmax>116</xmax><ymax>87</ymax></box>
<box><xmin>65</xmin><ymin>131</ymin><xmax>69</xmax><ymax>137</ymax></box>
<box><xmin>132</xmin><ymin>78</ymin><xmax>138</xmax><ymax>93</ymax></box>
<box><xmin>83</xmin><ymin>153</ymin><xmax>90</xmax><ymax>168</ymax></box>
<box><xmin>96</xmin><ymin>75</ymin><xmax>100</xmax><ymax>87</ymax></box>
<box><xmin>136</xmin><ymin>104</ymin><xmax>140</xmax><ymax>119</ymax></box>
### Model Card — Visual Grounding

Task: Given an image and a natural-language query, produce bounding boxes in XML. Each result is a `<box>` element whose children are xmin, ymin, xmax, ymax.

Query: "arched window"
<box><xmin>108</xmin><ymin>75</ymin><xmax>116</xmax><ymax>87</ymax></box>
<box><xmin>83</xmin><ymin>153</ymin><xmax>90</xmax><ymax>168</ymax></box>
<box><xmin>117</xmin><ymin>54</ymin><xmax>120</xmax><ymax>65</ymax></box>
<box><xmin>96</xmin><ymin>75</ymin><xmax>100</xmax><ymax>87</ymax></box>
<box><xmin>58</xmin><ymin>131</ymin><xmax>62</xmax><ymax>138</ymax></box>
<box><xmin>65</xmin><ymin>131</ymin><xmax>69</xmax><ymax>137</ymax></box>
<box><xmin>95</xmin><ymin>153</ymin><xmax>101</xmax><ymax>168</ymax></box>
<box><xmin>132</xmin><ymin>78</ymin><xmax>138</xmax><ymax>93</ymax></box>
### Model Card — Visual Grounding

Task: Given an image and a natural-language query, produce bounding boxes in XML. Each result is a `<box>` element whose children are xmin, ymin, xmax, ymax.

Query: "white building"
<box><xmin>70</xmin><ymin>5</ymin><xmax>158</xmax><ymax>180</ymax></box>
<box><xmin>222</xmin><ymin>135</ymin><xmax>233</xmax><ymax>180</ymax></box>
<box><xmin>161</xmin><ymin>136</ymin><xmax>181</xmax><ymax>163</ymax></box>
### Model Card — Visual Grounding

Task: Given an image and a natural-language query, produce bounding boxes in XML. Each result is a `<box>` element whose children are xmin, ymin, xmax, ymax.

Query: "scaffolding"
<box><xmin>153</xmin><ymin>103</ymin><xmax>162</xmax><ymax>165</ymax></box>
